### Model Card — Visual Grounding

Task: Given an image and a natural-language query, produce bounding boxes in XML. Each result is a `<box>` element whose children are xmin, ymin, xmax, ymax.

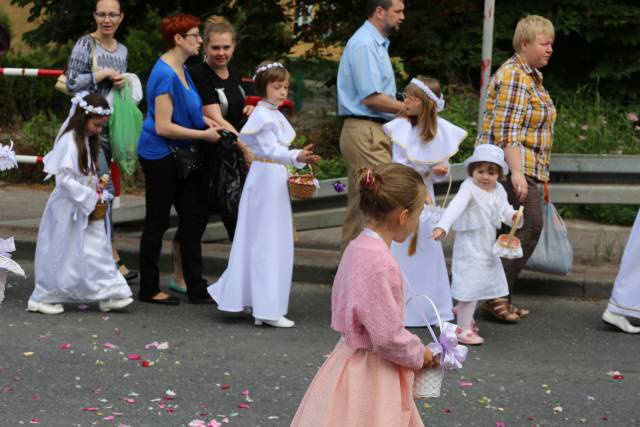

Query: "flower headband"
<box><xmin>71</xmin><ymin>93</ymin><xmax>112</xmax><ymax>116</ymax></box>
<box><xmin>253</xmin><ymin>62</ymin><xmax>284</xmax><ymax>80</ymax></box>
<box><xmin>410</xmin><ymin>78</ymin><xmax>445</xmax><ymax>112</ymax></box>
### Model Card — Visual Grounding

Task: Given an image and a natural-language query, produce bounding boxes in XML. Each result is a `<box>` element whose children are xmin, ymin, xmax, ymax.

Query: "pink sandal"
<box><xmin>456</xmin><ymin>327</ymin><xmax>484</xmax><ymax>345</ymax></box>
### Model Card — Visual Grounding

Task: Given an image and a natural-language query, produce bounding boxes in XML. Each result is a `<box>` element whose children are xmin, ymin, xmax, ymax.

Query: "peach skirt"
<box><xmin>291</xmin><ymin>340</ymin><xmax>424</xmax><ymax>427</ymax></box>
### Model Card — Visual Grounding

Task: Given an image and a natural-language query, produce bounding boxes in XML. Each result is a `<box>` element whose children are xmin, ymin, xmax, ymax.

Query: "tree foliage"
<box><xmin>9</xmin><ymin>0</ymin><xmax>295</xmax><ymax>75</ymax></box>
<box><xmin>297</xmin><ymin>0</ymin><xmax>640</xmax><ymax>98</ymax></box>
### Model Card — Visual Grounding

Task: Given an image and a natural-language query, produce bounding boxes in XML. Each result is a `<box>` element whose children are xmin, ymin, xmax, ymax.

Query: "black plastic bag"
<box><xmin>208</xmin><ymin>130</ymin><xmax>246</xmax><ymax>217</ymax></box>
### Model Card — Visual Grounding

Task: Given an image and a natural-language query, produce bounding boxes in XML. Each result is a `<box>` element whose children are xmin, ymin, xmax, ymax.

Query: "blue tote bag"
<box><xmin>525</xmin><ymin>182</ymin><xmax>573</xmax><ymax>275</ymax></box>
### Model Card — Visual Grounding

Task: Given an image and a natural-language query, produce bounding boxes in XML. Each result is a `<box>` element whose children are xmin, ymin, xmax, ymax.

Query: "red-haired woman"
<box><xmin>137</xmin><ymin>14</ymin><xmax>221</xmax><ymax>305</ymax></box>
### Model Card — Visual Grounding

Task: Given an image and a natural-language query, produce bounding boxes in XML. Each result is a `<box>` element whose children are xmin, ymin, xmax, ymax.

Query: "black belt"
<box><xmin>343</xmin><ymin>115</ymin><xmax>388</xmax><ymax>125</ymax></box>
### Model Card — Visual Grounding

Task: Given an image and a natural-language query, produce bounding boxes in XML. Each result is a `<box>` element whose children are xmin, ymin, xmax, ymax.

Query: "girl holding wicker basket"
<box><xmin>27</xmin><ymin>93</ymin><xmax>133</xmax><ymax>315</ymax></box>
<box><xmin>207</xmin><ymin>61</ymin><xmax>319</xmax><ymax>328</ymax></box>
<box><xmin>384</xmin><ymin>75</ymin><xmax>467</xmax><ymax>328</ymax></box>
<box><xmin>292</xmin><ymin>164</ymin><xmax>439</xmax><ymax>426</ymax></box>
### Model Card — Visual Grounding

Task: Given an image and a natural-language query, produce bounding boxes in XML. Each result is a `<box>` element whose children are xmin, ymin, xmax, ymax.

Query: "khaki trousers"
<box><xmin>339</xmin><ymin>118</ymin><xmax>392</xmax><ymax>252</ymax></box>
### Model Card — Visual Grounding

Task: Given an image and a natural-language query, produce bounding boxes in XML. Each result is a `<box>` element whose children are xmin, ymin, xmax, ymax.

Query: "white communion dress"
<box><xmin>208</xmin><ymin>101</ymin><xmax>304</xmax><ymax>321</ymax></box>
<box><xmin>384</xmin><ymin>117</ymin><xmax>467</xmax><ymax>326</ymax></box>
<box><xmin>607</xmin><ymin>210</ymin><xmax>640</xmax><ymax>319</ymax></box>
<box><xmin>30</xmin><ymin>131</ymin><xmax>131</xmax><ymax>304</ymax></box>
<box><xmin>436</xmin><ymin>178</ymin><xmax>518</xmax><ymax>302</ymax></box>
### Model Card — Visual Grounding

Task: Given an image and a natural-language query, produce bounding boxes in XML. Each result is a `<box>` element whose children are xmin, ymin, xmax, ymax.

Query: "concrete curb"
<box><xmin>13</xmin><ymin>236</ymin><xmax>614</xmax><ymax>299</ymax></box>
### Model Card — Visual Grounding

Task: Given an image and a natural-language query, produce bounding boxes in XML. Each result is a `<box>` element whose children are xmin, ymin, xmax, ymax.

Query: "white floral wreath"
<box><xmin>252</xmin><ymin>62</ymin><xmax>285</xmax><ymax>80</ymax></box>
<box><xmin>410</xmin><ymin>78</ymin><xmax>445</xmax><ymax>112</ymax></box>
<box><xmin>71</xmin><ymin>93</ymin><xmax>112</xmax><ymax>116</ymax></box>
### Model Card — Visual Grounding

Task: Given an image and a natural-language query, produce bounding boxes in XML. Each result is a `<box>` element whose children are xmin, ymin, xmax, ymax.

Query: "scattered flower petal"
<box><xmin>30</xmin><ymin>419</ymin><xmax>42</xmax><ymax>424</ymax></box>
<box><xmin>23</xmin><ymin>352</ymin><xmax>34</xmax><ymax>357</ymax></box>
<box><xmin>238</xmin><ymin>403</ymin><xmax>250</xmax><ymax>409</ymax></box>
<box><xmin>127</xmin><ymin>354</ymin><xmax>142</xmax><ymax>361</ymax></box>
<box><xmin>59</xmin><ymin>343</ymin><xmax>72</xmax><ymax>351</ymax></box>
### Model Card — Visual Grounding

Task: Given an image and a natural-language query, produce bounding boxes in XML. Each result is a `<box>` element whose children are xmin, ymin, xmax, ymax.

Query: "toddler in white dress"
<box><xmin>433</xmin><ymin>144</ymin><xmax>521</xmax><ymax>344</ymax></box>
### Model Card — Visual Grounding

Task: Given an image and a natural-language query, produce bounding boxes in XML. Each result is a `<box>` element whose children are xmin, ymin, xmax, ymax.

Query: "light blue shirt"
<box><xmin>337</xmin><ymin>20</ymin><xmax>396</xmax><ymax>120</ymax></box>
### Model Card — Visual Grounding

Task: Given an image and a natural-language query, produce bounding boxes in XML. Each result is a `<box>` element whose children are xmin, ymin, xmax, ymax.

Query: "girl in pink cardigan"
<box><xmin>292</xmin><ymin>163</ymin><xmax>439</xmax><ymax>427</ymax></box>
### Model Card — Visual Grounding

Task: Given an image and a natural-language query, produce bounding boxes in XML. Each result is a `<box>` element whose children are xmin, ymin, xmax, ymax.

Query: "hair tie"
<box><xmin>363</xmin><ymin>169</ymin><xmax>375</xmax><ymax>188</ymax></box>
<box><xmin>410</xmin><ymin>78</ymin><xmax>445</xmax><ymax>112</ymax></box>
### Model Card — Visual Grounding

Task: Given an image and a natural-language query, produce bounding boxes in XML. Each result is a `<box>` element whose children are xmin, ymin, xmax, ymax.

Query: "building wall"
<box><xmin>0</xmin><ymin>0</ymin><xmax>38</xmax><ymax>52</ymax></box>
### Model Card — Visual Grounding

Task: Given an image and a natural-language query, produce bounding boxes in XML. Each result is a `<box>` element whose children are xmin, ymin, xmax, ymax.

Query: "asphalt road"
<box><xmin>0</xmin><ymin>260</ymin><xmax>638</xmax><ymax>427</ymax></box>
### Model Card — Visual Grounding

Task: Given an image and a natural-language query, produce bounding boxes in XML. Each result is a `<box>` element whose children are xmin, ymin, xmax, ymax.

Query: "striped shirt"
<box><xmin>477</xmin><ymin>53</ymin><xmax>556</xmax><ymax>181</ymax></box>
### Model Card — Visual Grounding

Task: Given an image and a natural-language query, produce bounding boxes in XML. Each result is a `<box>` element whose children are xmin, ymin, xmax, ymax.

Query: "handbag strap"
<box><xmin>90</xmin><ymin>36</ymin><xmax>98</xmax><ymax>72</ymax></box>
<box><xmin>543</xmin><ymin>181</ymin><xmax>549</xmax><ymax>204</ymax></box>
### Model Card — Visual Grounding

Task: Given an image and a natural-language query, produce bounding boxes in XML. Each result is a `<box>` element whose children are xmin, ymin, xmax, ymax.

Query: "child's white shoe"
<box><xmin>254</xmin><ymin>316</ymin><xmax>295</xmax><ymax>328</ymax></box>
<box><xmin>602</xmin><ymin>309</ymin><xmax>640</xmax><ymax>334</ymax></box>
<box><xmin>27</xmin><ymin>300</ymin><xmax>64</xmax><ymax>315</ymax></box>
<box><xmin>99</xmin><ymin>297</ymin><xmax>134</xmax><ymax>312</ymax></box>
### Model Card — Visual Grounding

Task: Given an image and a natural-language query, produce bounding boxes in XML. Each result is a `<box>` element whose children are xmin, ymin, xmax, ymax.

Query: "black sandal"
<box><xmin>139</xmin><ymin>293</ymin><xmax>180</xmax><ymax>305</ymax></box>
<box><xmin>117</xmin><ymin>260</ymin><xmax>139</xmax><ymax>281</ymax></box>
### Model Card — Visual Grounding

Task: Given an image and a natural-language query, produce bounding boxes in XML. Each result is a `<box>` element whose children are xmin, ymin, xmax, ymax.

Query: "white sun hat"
<box><xmin>463</xmin><ymin>144</ymin><xmax>509</xmax><ymax>175</ymax></box>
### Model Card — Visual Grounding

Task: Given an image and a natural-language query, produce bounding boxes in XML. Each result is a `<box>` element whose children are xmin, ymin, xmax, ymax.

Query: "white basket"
<box><xmin>405</xmin><ymin>291</ymin><xmax>445</xmax><ymax>399</ymax></box>
<box><xmin>492</xmin><ymin>240</ymin><xmax>523</xmax><ymax>259</ymax></box>
<box><xmin>414</xmin><ymin>366</ymin><xmax>444</xmax><ymax>399</ymax></box>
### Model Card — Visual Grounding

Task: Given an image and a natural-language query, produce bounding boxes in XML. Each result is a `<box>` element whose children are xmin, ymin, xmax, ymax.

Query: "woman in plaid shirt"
<box><xmin>476</xmin><ymin>15</ymin><xmax>556</xmax><ymax>322</ymax></box>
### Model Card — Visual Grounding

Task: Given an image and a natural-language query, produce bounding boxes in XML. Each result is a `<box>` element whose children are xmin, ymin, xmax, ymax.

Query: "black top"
<box><xmin>189</xmin><ymin>62</ymin><xmax>246</xmax><ymax>131</ymax></box>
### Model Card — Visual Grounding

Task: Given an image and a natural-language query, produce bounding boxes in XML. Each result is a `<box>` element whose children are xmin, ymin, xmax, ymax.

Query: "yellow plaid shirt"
<box><xmin>476</xmin><ymin>53</ymin><xmax>557</xmax><ymax>181</ymax></box>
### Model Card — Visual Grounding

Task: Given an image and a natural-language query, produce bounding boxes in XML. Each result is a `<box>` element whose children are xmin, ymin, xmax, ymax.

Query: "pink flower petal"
<box><xmin>59</xmin><ymin>343</ymin><xmax>72</xmax><ymax>350</ymax></box>
<box><xmin>30</xmin><ymin>419</ymin><xmax>42</xmax><ymax>424</ymax></box>
<box><xmin>82</xmin><ymin>407</ymin><xmax>99</xmax><ymax>411</ymax></box>
<box><xmin>240</xmin><ymin>389</ymin><xmax>250</xmax><ymax>396</ymax></box>
<box><xmin>122</xmin><ymin>398</ymin><xmax>137</xmax><ymax>404</ymax></box>
<box><xmin>127</xmin><ymin>354</ymin><xmax>142</xmax><ymax>361</ymax></box>
<box><xmin>103</xmin><ymin>415</ymin><xmax>115</xmax><ymax>421</ymax></box>
<box><xmin>238</xmin><ymin>403</ymin><xmax>250</xmax><ymax>409</ymax></box>
<box><xmin>208</xmin><ymin>421</ymin><xmax>222</xmax><ymax>427</ymax></box>
<box><xmin>496</xmin><ymin>422</ymin><xmax>506</xmax><ymax>427</ymax></box>
<box><xmin>103</xmin><ymin>342</ymin><xmax>118</xmax><ymax>349</ymax></box>
<box><xmin>458</xmin><ymin>380</ymin><xmax>473</xmax><ymax>389</ymax></box>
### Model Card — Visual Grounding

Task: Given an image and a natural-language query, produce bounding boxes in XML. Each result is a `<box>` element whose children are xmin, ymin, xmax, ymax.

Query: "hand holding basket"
<box><xmin>405</xmin><ymin>292</ymin><xmax>468</xmax><ymax>399</ymax></box>
<box><xmin>288</xmin><ymin>165</ymin><xmax>319</xmax><ymax>199</ymax></box>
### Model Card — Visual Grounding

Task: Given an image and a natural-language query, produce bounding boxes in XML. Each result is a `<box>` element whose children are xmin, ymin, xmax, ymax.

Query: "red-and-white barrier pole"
<box><xmin>0</xmin><ymin>67</ymin><xmax>63</xmax><ymax>77</ymax></box>
<box><xmin>14</xmin><ymin>154</ymin><xmax>122</xmax><ymax>207</ymax></box>
<box><xmin>15</xmin><ymin>154</ymin><xmax>44</xmax><ymax>165</ymax></box>
<box><xmin>477</xmin><ymin>0</ymin><xmax>495</xmax><ymax>133</ymax></box>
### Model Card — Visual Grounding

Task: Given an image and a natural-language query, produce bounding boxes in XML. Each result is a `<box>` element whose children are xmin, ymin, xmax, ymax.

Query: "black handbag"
<box><xmin>171</xmin><ymin>142</ymin><xmax>204</xmax><ymax>180</ymax></box>
<box><xmin>208</xmin><ymin>130</ymin><xmax>246</xmax><ymax>216</ymax></box>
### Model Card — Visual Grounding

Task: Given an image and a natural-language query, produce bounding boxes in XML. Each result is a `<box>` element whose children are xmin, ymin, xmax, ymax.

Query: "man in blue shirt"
<box><xmin>337</xmin><ymin>0</ymin><xmax>407</xmax><ymax>252</ymax></box>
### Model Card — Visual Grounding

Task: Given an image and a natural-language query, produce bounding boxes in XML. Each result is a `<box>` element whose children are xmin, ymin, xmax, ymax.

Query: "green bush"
<box><xmin>22</xmin><ymin>111</ymin><xmax>59</xmax><ymax>155</ymax></box>
<box><xmin>0</xmin><ymin>44</ymin><xmax>72</xmax><ymax>124</ymax></box>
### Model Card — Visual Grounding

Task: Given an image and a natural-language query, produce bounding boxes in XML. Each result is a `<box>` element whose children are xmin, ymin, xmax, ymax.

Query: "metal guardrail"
<box><xmin>111</xmin><ymin>153</ymin><xmax>640</xmax><ymax>241</ymax></box>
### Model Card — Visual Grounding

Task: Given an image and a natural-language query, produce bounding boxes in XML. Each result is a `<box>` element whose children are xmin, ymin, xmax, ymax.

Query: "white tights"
<box><xmin>455</xmin><ymin>300</ymin><xmax>478</xmax><ymax>329</ymax></box>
